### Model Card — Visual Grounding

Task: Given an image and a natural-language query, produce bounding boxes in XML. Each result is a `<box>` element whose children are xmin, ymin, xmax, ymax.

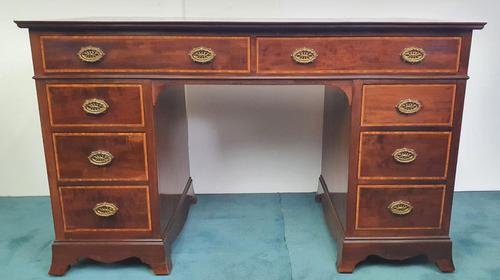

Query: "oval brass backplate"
<box><xmin>291</xmin><ymin>47</ymin><xmax>318</xmax><ymax>64</ymax></box>
<box><xmin>396</xmin><ymin>99</ymin><xmax>422</xmax><ymax>115</ymax></box>
<box><xmin>88</xmin><ymin>150</ymin><xmax>114</xmax><ymax>166</ymax></box>
<box><xmin>77</xmin><ymin>46</ymin><xmax>105</xmax><ymax>63</ymax></box>
<box><xmin>82</xmin><ymin>98</ymin><xmax>109</xmax><ymax>115</ymax></box>
<box><xmin>189</xmin><ymin>47</ymin><xmax>216</xmax><ymax>63</ymax></box>
<box><xmin>401</xmin><ymin>47</ymin><xmax>426</xmax><ymax>64</ymax></box>
<box><xmin>392</xmin><ymin>147</ymin><xmax>417</xmax><ymax>163</ymax></box>
<box><xmin>388</xmin><ymin>200</ymin><xmax>413</xmax><ymax>215</ymax></box>
<box><xmin>93</xmin><ymin>202</ymin><xmax>119</xmax><ymax>217</ymax></box>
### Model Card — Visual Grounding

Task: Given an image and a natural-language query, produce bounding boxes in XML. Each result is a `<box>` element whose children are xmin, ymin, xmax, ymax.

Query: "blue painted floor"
<box><xmin>0</xmin><ymin>192</ymin><xmax>499</xmax><ymax>280</ymax></box>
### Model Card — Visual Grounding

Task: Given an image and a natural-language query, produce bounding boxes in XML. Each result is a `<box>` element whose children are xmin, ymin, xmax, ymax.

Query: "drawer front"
<box><xmin>356</xmin><ymin>185</ymin><xmax>446</xmax><ymax>231</ymax></box>
<box><xmin>59</xmin><ymin>186</ymin><xmax>151</xmax><ymax>232</ymax></box>
<box><xmin>257</xmin><ymin>37</ymin><xmax>461</xmax><ymax>74</ymax></box>
<box><xmin>41</xmin><ymin>36</ymin><xmax>250</xmax><ymax>73</ymax></box>
<box><xmin>47</xmin><ymin>84</ymin><xmax>144</xmax><ymax>127</ymax></box>
<box><xmin>358</xmin><ymin>132</ymin><xmax>451</xmax><ymax>180</ymax></box>
<box><xmin>361</xmin><ymin>84</ymin><xmax>456</xmax><ymax>126</ymax></box>
<box><xmin>53</xmin><ymin>133</ymin><xmax>148</xmax><ymax>182</ymax></box>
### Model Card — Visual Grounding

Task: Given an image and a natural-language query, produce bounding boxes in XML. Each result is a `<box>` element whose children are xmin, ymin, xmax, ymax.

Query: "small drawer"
<box><xmin>40</xmin><ymin>35</ymin><xmax>250</xmax><ymax>73</ymax></box>
<box><xmin>358</xmin><ymin>132</ymin><xmax>451</xmax><ymax>180</ymax></box>
<box><xmin>53</xmin><ymin>133</ymin><xmax>148</xmax><ymax>182</ymax></box>
<box><xmin>361</xmin><ymin>84</ymin><xmax>456</xmax><ymax>126</ymax></box>
<box><xmin>47</xmin><ymin>84</ymin><xmax>144</xmax><ymax>127</ymax></box>
<box><xmin>59</xmin><ymin>186</ymin><xmax>151</xmax><ymax>233</ymax></box>
<box><xmin>257</xmin><ymin>37</ymin><xmax>461</xmax><ymax>74</ymax></box>
<box><xmin>356</xmin><ymin>185</ymin><xmax>446</xmax><ymax>231</ymax></box>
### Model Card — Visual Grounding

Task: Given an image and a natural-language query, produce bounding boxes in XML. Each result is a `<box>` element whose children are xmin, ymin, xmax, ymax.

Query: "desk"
<box><xmin>15</xmin><ymin>20</ymin><xmax>485</xmax><ymax>275</ymax></box>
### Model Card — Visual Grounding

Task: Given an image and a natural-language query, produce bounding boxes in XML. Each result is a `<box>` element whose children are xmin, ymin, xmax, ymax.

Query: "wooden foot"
<box><xmin>48</xmin><ymin>260</ymin><xmax>70</xmax><ymax>276</ymax></box>
<box><xmin>48</xmin><ymin>245</ymin><xmax>78</xmax><ymax>276</ymax></box>
<box><xmin>148</xmin><ymin>262</ymin><xmax>170</xmax><ymax>275</ymax></box>
<box><xmin>427</xmin><ymin>239</ymin><xmax>455</xmax><ymax>272</ymax></box>
<box><xmin>141</xmin><ymin>247</ymin><xmax>172</xmax><ymax>275</ymax></box>
<box><xmin>138</xmin><ymin>244</ymin><xmax>171</xmax><ymax>275</ymax></box>
<box><xmin>435</xmin><ymin>259</ymin><xmax>455</xmax><ymax>272</ymax></box>
<box><xmin>336</xmin><ymin>243</ymin><xmax>367</xmax><ymax>273</ymax></box>
<box><xmin>336</xmin><ymin>257</ymin><xmax>363</xmax><ymax>273</ymax></box>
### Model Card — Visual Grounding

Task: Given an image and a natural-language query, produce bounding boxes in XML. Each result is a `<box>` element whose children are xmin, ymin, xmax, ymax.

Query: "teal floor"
<box><xmin>1</xmin><ymin>192</ymin><xmax>499</xmax><ymax>280</ymax></box>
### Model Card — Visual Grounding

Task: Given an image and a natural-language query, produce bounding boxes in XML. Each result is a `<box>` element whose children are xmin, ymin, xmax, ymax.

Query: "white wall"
<box><xmin>1</xmin><ymin>0</ymin><xmax>499</xmax><ymax>196</ymax></box>
<box><xmin>187</xmin><ymin>85</ymin><xmax>324</xmax><ymax>193</ymax></box>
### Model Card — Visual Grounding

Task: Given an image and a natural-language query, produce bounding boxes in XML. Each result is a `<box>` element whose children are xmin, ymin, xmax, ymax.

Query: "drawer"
<box><xmin>59</xmin><ymin>186</ymin><xmax>151</xmax><ymax>232</ymax></box>
<box><xmin>361</xmin><ymin>84</ymin><xmax>456</xmax><ymax>126</ymax></box>
<box><xmin>257</xmin><ymin>37</ymin><xmax>461</xmax><ymax>74</ymax></box>
<box><xmin>47</xmin><ymin>84</ymin><xmax>144</xmax><ymax>127</ymax></box>
<box><xmin>358</xmin><ymin>132</ymin><xmax>451</xmax><ymax>180</ymax></box>
<box><xmin>40</xmin><ymin>35</ymin><xmax>250</xmax><ymax>73</ymax></box>
<box><xmin>53</xmin><ymin>133</ymin><xmax>148</xmax><ymax>182</ymax></box>
<box><xmin>356</xmin><ymin>185</ymin><xmax>446</xmax><ymax>231</ymax></box>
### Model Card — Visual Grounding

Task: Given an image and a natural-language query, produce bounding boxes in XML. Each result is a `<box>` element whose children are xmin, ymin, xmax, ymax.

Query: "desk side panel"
<box><xmin>154</xmin><ymin>84</ymin><xmax>193</xmax><ymax>240</ymax></box>
<box><xmin>321</xmin><ymin>85</ymin><xmax>352</xmax><ymax>230</ymax></box>
<box><xmin>34</xmin><ymin>80</ymin><xmax>65</xmax><ymax>240</ymax></box>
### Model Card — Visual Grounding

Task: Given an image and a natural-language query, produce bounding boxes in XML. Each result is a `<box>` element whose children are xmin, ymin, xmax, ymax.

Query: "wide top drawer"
<box><xmin>39</xmin><ymin>35</ymin><xmax>250</xmax><ymax>74</ymax></box>
<box><xmin>257</xmin><ymin>36</ymin><xmax>462</xmax><ymax>74</ymax></box>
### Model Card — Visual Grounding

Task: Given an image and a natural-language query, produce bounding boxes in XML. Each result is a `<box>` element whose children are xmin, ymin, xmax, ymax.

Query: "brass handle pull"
<box><xmin>388</xmin><ymin>200</ymin><xmax>413</xmax><ymax>215</ymax></box>
<box><xmin>396</xmin><ymin>99</ymin><xmax>422</xmax><ymax>115</ymax></box>
<box><xmin>291</xmin><ymin>47</ymin><xmax>318</xmax><ymax>64</ymax></box>
<box><xmin>82</xmin><ymin>98</ymin><xmax>109</xmax><ymax>115</ymax></box>
<box><xmin>392</xmin><ymin>148</ymin><xmax>417</xmax><ymax>163</ymax></box>
<box><xmin>88</xmin><ymin>150</ymin><xmax>114</xmax><ymax>166</ymax></box>
<box><xmin>401</xmin><ymin>47</ymin><xmax>426</xmax><ymax>64</ymax></box>
<box><xmin>189</xmin><ymin>47</ymin><xmax>216</xmax><ymax>63</ymax></box>
<box><xmin>93</xmin><ymin>202</ymin><xmax>119</xmax><ymax>217</ymax></box>
<box><xmin>77</xmin><ymin>46</ymin><xmax>105</xmax><ymax>63</ymax></box>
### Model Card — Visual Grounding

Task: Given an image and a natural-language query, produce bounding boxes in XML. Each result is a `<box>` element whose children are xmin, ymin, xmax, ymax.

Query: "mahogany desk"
<box><xmin>15</xmin><ymin>20</ymin><xmax>485</xmax><ymax>275</ymax></box>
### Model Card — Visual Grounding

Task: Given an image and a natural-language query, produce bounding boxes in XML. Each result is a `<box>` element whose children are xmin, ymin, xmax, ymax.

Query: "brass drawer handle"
<box><xmin>93</xmin><ymin>202</ymin><xmax>119</xmax><ymax>217</ymax></box>
<box><xmin>291</xmin><ymin>47</ymin><xmax>318</xmax><ymax>64</ymax></box>
<box><xmin>189</xmin><ymin>47</ymin><xmax>216</xmax><ymax>63</ymax></box>
<box><xmin>396</xmin><ymin>99</ymin><xmax>422</xmax><ymax>114</ymax></box>
<box><xmin>82</xmin><ymin>98</ymin><xmax>109</xmax><ymax>115</ymax></box>
<box><xmin>388</xmin><ymin>200</ymin><xmax>413</xmax><ymax>215</ymax></box>
<box><xmin>88</xmin><ymin>150</ymin><xmax>114</xmax><ymax>166</ymax></box>
<box><xmin>401</xmin><ymin>47</ymin><xmax>426</xmax><ymax>64</ymax></box>
<box><xmin>77</xmin><ymin>46</ymin><xmax>105</xmax><ymax>63</ymax></box>
<box><xmin>392</xmin><ymin>147</ymin><xmax>417</xmax><ymax>163</ymax></box>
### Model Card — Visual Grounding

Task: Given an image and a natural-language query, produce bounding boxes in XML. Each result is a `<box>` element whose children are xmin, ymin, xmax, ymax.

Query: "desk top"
<box><xmin>15</xmin><ymin>18</ymin><xmax>486</xmax><ymax>31</ymax></box>
<box><xmin>17</xmin><ymin>18</ymin><xmax>485</xmax><ymax>78</ymax></box>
